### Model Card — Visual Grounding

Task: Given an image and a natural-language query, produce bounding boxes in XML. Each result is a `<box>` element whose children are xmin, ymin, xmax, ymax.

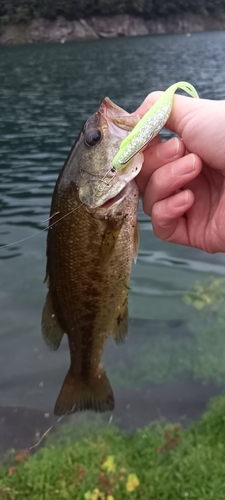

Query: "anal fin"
<box><xmin>42</xmin><ymin>291</ymin><xmax>64</xmax><ymax>351</ymax></box>
<box><xmin>54</xmin><ymin>366</ymin><xmax>114</xmax><ymax>415</ymax></box>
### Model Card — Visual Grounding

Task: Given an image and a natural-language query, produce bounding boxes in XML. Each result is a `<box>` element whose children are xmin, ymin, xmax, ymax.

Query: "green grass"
<box><xmin>1</xmin><ymin>395</ymin><xmax>225</xmax><ymax>499</ymax></box>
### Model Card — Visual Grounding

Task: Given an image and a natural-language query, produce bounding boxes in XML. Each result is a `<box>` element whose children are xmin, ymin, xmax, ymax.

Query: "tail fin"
<box><xmin>54</xmin><ymin>366</ymin><xmax>114</xmax><ymax>416</ymax></box>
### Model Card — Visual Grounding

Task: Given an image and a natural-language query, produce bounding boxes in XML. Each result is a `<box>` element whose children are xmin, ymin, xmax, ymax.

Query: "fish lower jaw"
<box><xmin>97</xmin><ymin>184</ymin><xmax>128</xmax><ymax>209</ymax></box>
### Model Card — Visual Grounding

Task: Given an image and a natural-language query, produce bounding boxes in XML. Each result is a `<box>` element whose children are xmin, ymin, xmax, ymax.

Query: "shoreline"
<box><xmin>0</xmin><ymin>379</ymin><xmax>222</xmax><ymax>455</ymax></box>
<box><xmin>1</xmin><ymin>13</ymin><xmax>225</xmax><ymax>45</ymax></box>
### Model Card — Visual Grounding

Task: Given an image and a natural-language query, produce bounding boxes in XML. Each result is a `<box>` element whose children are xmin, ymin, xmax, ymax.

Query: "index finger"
<box><xmin>136</xmin><ymin>136</ymin><xmax>185</xmax><ymax>196</ymax></box>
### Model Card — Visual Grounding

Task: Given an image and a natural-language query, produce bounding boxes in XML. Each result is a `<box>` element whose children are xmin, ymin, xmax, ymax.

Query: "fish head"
<box><xmin>73</xmin><ymin>97</ymin><xmax>144</xmax><ymax>209</ymax></box>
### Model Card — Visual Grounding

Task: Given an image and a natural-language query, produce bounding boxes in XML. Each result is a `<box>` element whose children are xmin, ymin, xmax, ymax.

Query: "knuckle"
<box><xmin>149</xmin><ymin>169</ymin><xmax>163</xmax><ymax>193</ymax></box>
<box><xmin>151</xmin><ymin>200</ymin><xmax>165</xmax><ymax>224</ymax></box>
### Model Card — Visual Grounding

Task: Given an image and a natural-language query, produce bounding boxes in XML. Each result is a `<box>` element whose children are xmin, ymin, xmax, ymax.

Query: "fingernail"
<box><xmin>173</xmin><ymin>190</ymin><xmax>188</xmax><ymax>207</ymax></box>
<box><xmin>156</xmin><ymin>137</ymin><xmax>180</xmax><ymax>160</ymax></box>
<box><xmin>172</xmin><ymin>154</ymin><xmax>195</xmax><ymax>175</ymax></box>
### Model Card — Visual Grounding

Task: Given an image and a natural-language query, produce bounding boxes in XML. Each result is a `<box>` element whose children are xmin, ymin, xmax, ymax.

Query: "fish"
<box><xmin>41</xmin><ymin>97</ymin><xmax>144</xmax><ymax>416</ymax></box>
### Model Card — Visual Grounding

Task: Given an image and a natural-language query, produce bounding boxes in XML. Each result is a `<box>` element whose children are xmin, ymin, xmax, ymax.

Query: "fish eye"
<box><xmin>85</xmin><ymin>129</ymin><xmax>101</xmax><ymax>147</ymax></box>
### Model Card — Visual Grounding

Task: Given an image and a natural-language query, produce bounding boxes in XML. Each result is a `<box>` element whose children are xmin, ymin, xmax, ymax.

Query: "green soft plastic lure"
<box><xmin>112</xmin><ymin>81</ymin><xmax>199</xmax><ymax>170</ymax></box>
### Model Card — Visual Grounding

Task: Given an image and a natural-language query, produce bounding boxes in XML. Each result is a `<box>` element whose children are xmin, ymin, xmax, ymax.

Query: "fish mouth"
<box><xmin>99</xmin><ymin>97</ymin><xmax>129</xmax><ymax>118</ymax></box>
<box><xmin>99</xmin><ymin>97</ymin><xmax>139</xmax><ymax>133</ymax></box>
<box><xmin>98</xmin><ymin>185</ymin><xmax>128</xmax><ymax>209</ymax></box>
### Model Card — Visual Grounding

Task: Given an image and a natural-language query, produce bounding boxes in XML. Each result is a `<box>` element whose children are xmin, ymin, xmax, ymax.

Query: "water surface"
<box><xmin>1</xmin><ymin>31</ymin><xmax>225</xmax><ymax>450</ymax></box>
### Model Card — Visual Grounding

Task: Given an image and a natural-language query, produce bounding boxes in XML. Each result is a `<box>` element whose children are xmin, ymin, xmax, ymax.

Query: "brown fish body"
<box><xmin>42</xmin><ymin>98</ymin><xmax>143</xmax><ymax>415</ymax></box>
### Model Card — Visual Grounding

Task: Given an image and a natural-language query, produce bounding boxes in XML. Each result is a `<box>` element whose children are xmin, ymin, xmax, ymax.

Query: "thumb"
<box><xmin>135</xmin><ymin>91</ymin><xmax>204</xmax><ymax>137</ymax></box>
<box><xmin>135</xmin><ymin>92</ymin><xmax>225</xmax><ymax>169</ymax></box>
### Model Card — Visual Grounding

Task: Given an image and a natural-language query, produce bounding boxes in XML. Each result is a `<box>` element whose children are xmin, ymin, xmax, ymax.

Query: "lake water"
<box><xmin>1</xmin><ymin>31</ymin><xmax>225</xmax><ymax>452</ymax></box>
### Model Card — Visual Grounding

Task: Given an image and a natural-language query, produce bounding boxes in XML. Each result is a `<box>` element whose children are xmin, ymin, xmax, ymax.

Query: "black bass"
<box><xmin>42</xmin><ymin>98</ymin><xmax>144</xmax><ymax>415</ymax></box>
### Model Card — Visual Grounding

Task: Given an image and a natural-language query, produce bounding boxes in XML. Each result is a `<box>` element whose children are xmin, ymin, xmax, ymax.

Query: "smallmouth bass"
<box><xmin>42</xmin><ymin>98</ymin><xmax>144</xmax><ymax>415</ymax></box>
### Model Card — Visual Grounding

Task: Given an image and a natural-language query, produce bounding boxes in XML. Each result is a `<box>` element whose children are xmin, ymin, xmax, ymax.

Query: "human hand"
<box><xmin>135</xmin><ymin>93</ymin><xmax>225</xmax><ymax>253</ymax></box>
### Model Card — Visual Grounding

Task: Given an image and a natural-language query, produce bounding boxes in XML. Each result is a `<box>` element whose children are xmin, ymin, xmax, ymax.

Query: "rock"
<box><xmin>146</xmin><ymin>13</ymin><xmax>225</xmax><ymax>35</ymax></box>
<box><xmin>28</xmin><ymin>17</ymin><xmax>98</xmax><ymax>43</ymax></box>
<box><xmin>28</xmin><ymin>18</ymin><xmax>52</xmax><ymax>43</ymax></box>
<box><xmin>78</xmin><ymin>19</ymin><xmax>98</xmax><ymax>39</ymax></box>
<box><xmin>89</xmin><ymin>15</ymin><xmax>148</xmax><ymax>37</ymax></box>
<box><xmin>0</xmin><ymin>14</ymin><xmax>225</xmax><ymax>46</ymax></box>
<box><xmin>0</xmin><ymin>24</ymin><xmax>28</xmax><ymax>45</ymax></box>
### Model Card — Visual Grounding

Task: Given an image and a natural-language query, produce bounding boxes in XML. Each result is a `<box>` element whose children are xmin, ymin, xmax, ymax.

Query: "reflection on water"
<box><xmin>1</xmin><ymin>32</ymin><xmax>225</xmax><ymax>451</ymax></box>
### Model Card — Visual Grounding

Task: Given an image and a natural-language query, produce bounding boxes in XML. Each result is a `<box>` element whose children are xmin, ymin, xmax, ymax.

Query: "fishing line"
<box><xmin>0</xmin><ymin>167</ymin><xmax>118</xmax><ymax>250</ymax></box>
<box><xmin>42</xmin><ymin>211</ymin><xmax>60</xmax><ymax>223</ymax></box>
<box><xmin>29</xmin><ymin>404</ymin><xmax>76</xmax><ymax>450</ymax></box>
<box><xmin>108</xmin><ymin>414</ymin><xmax>113</xmax><ymax>425</ymax></box>
<box><xmin>215</xmin><ymin>146</ymin><xmax>225</xmax><ymax>157</ymax></box>
<box><xmin>0</xmin><ymin>203</ymin><xmax>84</xmax><ymax>249</ymax></box>
<box><xmin>29</xmin><ymin>415</ymin><xmax>65</xmax><ymax>450</ymax></box>
<box><xmin>2</xmin><ymin>159</ymin><xmax>118</xmax><ymax>450</ymax></box>
<box><xmin>29</xmin><ymin>408</ymin><xmax>114</xmax><ymax>451</ymax></box>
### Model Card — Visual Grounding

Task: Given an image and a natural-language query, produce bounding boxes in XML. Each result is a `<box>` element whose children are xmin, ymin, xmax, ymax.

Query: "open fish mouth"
<box><xmin>100</xmin><ymin>97</ymin><xmax>140</xmax><ymax>135</ymax></box>
<box><xmin>98</xmin><ymin>185</ymin><xmax>128</xmax><ymax>209</ymax></box>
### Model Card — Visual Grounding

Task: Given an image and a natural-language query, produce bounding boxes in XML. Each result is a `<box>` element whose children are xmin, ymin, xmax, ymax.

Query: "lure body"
<box><xmin>112</xmin><ymin>81</ymin><xmax>199</xmax><ymax>170</ymax></box>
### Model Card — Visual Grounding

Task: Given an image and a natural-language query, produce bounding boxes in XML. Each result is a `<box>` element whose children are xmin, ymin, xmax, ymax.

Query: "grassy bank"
<box><xmin>1</xmin><ymin>395</ymin><xmax>225</xmax><ymax>499</ymax></box>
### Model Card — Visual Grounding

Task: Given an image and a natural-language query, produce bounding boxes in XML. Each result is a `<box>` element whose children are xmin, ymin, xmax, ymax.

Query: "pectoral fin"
<box><xmin>100</xmin><ymin>219</ymin><xmax>123</xmax><ymax>264</ymax></box>
<box><xmin>42</xmin><ymin>291</ymin><xmax>64</xmax><ymax>350</ymax></box>
<box><xmin>133</xmin><ymin>220</ymin><xmax>139</xmax><ymax>263</ymax></box>
<box><xmin>112</xmin><ymin>297</ymin><xmax>128</xmax><ymax>344</ymax></box>
<box><xmin>44</xmin><ymin>269</ymin><xmax>50</xmax><ymax>286</ymax></box>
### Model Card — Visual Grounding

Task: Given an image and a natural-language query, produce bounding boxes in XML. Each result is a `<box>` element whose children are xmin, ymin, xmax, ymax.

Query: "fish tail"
<box><xmin>54</xmin><ymin>366</ymin><xmax>114</xmax><ymax>415</ymax></box>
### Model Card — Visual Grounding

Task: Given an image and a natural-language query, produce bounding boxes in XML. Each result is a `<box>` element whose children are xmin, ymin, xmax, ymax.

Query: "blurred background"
<box><xmin>0</xmin><ymin>5</ymin><xmax>225</xmax><ymax>496</ymax></box>
<box><xmin>1</xmin><ymin>31</ymin><xmax>225</xmax><ymax>449</ymax></box>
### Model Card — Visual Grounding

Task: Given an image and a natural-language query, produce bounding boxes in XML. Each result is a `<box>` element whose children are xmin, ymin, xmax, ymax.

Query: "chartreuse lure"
<box><xmin>112</xmin><ymin>81</ymin><xmax>198</xmax><ymax>170</ymax></box>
